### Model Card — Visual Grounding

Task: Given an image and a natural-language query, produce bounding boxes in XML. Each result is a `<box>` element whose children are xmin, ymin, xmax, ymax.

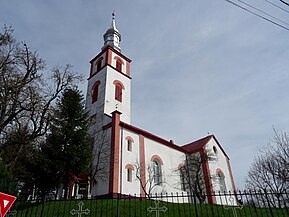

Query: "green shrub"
<box><xmin>0</xmin><ymin>161</ymin><xmax>17</xmax><ymax>195</ymax></box>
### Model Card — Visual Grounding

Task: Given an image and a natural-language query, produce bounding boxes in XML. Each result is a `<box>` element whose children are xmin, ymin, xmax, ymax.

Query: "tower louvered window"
<box><xmin>115</xmin><ymin>83</ymin><xmax>122</xmax><ymax>102</ymax></box>
<box><xmin>116</xmin><ymin>59</ymin><xmax>122</xmax><ymax>72</ymax></box>
<box><xmin>96</xmin><ymin>59</ymin><xmax>102</xmax><ymax>72</ymax></box>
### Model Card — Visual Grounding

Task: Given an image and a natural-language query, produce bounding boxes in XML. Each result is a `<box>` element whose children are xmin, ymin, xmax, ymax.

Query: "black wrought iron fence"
<box><xmin>7</xmin><ymin>190</ymin><xmax>289</xmax><ymax>217</ymax></box>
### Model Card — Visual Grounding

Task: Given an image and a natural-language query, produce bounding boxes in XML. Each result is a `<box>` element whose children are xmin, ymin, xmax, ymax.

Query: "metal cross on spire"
<box><xmin>110</xmin><ymin>10</ymin><xmax>118</xmax><ymax>30</ymax></box>
<box><xmin>102</xmin><ymin>11</ymin><xmax>121</xmax><ymax>51</ymax></box>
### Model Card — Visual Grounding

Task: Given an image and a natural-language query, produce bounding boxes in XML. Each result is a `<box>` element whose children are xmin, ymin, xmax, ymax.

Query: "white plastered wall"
<box><xmin>143</xmin><ymin>138</ymin><xmax>186</xmax><ymax>195</ymax></box>
<box><xmin>104</xmin><ymin>67</ymin><xmax>131</xmax><ymax>123</ymax></box>
<box><xmin>91</xmin><ymin>127</ymin><xmax>112</xmax><ymax>196</ymax></box>
<box><xmin>111</xmin><ymin>52</ymin><xmax>128</xmax><ymax>75</ymax></box>
<box><xmin>91</xmin><ymin>53</ymin><xmax>106</xmax><ymax>73</ymax></box>
<box><xmin>120</xmin><ymin>129</ymin><xmax>141</xmax><ymax>195</ymax></box>
<box><xmin>86</xmin><ymin>57</ymin><xmax>115</xmax><ymax>196</ymax></box>
<box><xmin>119</xmin><ymin>129</ymin><xmax>188</xmax><ymax>197</ymax></box>
<box><xmin>86</xmin><ymin>66</ymin><xmax>107</xmax><ymax>131</ymax></box>
<box><xmin>206</xmin><ymin>139</ymin><xmax>237</xmax><ymax>205</ymax></box>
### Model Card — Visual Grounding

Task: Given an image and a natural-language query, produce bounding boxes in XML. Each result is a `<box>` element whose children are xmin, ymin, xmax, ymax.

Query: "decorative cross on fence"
<box><xmin>70</xmin><ymin>201</ymin><xmax>90</xmax><ymax>217</ymax></box>
<box><xmin>6</xmin><ymin>210</ymin><xmax>17</xmax><ymax>217</ymax></box>
<box><xmin>224</xmin><ymin>196</ymin><xmax>243</xmax><ymax>217</ymax></box>
<box><xmin>147</xmin><ymin>200</ymin><xmax>167</xmax><ymax>217</ymax></box>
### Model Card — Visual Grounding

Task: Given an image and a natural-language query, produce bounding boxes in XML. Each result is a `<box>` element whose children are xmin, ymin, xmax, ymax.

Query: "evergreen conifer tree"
<box><xmin>43</xmin><ymin>88</ymin><xmax>92</xmax><ymax>199</ymax></box>
<box><xmin>0</xmin><ymin>161</ymin><xmax>17</xmax><ymax>195</ymax></box>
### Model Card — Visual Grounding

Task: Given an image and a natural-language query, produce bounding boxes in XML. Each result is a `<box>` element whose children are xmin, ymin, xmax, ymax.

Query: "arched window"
<box><xmin>151</xmin><ymin>155</ymin><xmax>163</xmax><ymax>185</ymax></box>
<box><xmin>91</xmin><ymin>81</ymin><xmax>100</xmax><ymax>103</ymax></box>
<box><xmin>125</xmin><ymin>164</ymin><xmax>134</xmax><ymax>182</ymax></box>
<box><xmin>126</xmin><ymin>136</ymin><xmax>134</xmax><ymax>152</ymax></box>
<box><xmin>217</xmin><ymin>170</ymin><xmax>227</xmax><ymax>192</ymax></box>
<box><xmin>127</xmin><ymin>140</ymin><xmax>132</xmax><ymax>151</ymax></box>
<box><xmin>179</xmin><ymin>165</ymin><xmax>187</xmax><ymax>191</ymax></box>
<box><xmin>114</xmin><ymin>56</ymin><xmax>124</xmax><ymax>72</ymax></box>
<box><xmin>116</xmin><ymin>60</ymin><xmax>122</xmax><ymax>72</ymax></box>
<box><xmin>96</xmin><ymin>57</ymin><xmax>103</xmax><ymax>72</ymax></box>
<box><xmin>113</xmin><ymin>80</ymin><xmax>125</xmax><ymax>102</ymax></box>
<box><xmin>115</xmin><ymin>83</ymin><xmax>122</xmax><ymax>102</ymax></box>
<box><xmin>213</xmin><ymin>146</ymin><xmax>218</xmax><ymax>154</ymax></box>
<box><xmin>127</xmin><ymin>168</ymin><xmax>132</xmax><ymax>182</ymax></box>
<box><xmin>153</xmin><ymin>159</ymin><xmax>162</xmax><ymax>185</ymax></box>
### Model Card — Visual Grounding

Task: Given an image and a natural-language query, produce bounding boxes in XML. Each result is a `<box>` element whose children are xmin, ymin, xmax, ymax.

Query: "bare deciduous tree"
<box><xmin>246</xmin><ymin>129</ymin><xmax>289</xmax><ymax>208</ymax></box>
<box><xmin>90</xmin><ymin>128</ymin><xmax>110</xmax><ymax>186</ymax></box>
<box><xmin>179</xmin><ymin>151</ymin><xmax>215</xmax><ymax>203</ymax></box>
<box><xmin>135</xmin><ymin>161</ymin><xmax>165</xmax><ymax>198</ymax></box>
<box><xmin>0</xmin><ymin>25</ymin><xmax>82</xmax><ymax>169</ymax></box>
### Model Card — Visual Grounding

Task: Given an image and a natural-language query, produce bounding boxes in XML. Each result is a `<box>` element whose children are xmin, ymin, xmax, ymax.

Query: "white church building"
<box><xmin>84</xmin><ymin>15</ymin><xmax>236</xmax><ymax>205</ymax></box>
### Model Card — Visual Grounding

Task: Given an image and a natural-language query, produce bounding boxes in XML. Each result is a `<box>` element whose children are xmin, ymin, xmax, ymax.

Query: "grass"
<box><xmin>11</xmin><ymin>198</ymin><xmax>289</xmax><ymax>217</ymax></box>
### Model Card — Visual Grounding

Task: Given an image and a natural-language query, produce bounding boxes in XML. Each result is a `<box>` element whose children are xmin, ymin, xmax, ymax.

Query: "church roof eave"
<box><xmin>89</xmin><ymin>45</ymin><xmax>131</xmax><ymax>64</ymax></box>
<box><xmin>120</xmin><ymin>122</ymin><xmax>189</xmax><ymax>154</ymax></box>
<box><xmin>182</xmin><ymin>135</ymin><xmax>230</xmax><ymax>159</ymax></box>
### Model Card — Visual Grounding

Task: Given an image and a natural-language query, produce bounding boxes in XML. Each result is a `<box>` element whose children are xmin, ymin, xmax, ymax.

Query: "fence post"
<box><xmin>40</xmin><ymin>199</ymin><xmax>45</xmax><ymax>217</ymax></box>
<box><xmin>192</xmin><ymin>190</ymin><xmax>198</xmax><ymax>217</ymax></box>
<box><xmin>283</xmin><ymin>189</ymin><xmax>289</xmax><ymax>215</ymax></box>
<box><xmin>117</xmin><ymin>193</ymin><xmax>120</xmax><ymax>217</ymax></box>
<box><xmin>264</xmin><ymin>189</ymin><xmax>274</xmax><ymax>217</ymax></box>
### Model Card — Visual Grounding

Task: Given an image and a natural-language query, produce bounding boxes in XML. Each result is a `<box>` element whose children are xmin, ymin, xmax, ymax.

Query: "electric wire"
<box><xmin>237</xmin><ymin>0</ymin><xmax>289</xmax><ymax>26</ymax></box>
<box><xmin>265</xmin><ymin>0</ymin><xmax>289</xmax><ymax>14</ymax></box>
<box><xmin>224</xmin><ymin>0</ymin><xmax>289</xmax><ymax>31</ymax></box>
<box><xmin>280</xmin><ymin>0</ymin><xmax>289</xmax><ymax>6</ymax></box>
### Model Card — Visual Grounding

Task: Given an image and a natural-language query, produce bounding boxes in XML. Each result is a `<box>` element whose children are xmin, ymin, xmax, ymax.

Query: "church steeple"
<box><xmin>102</xmin><ymin>12</ymin><xmax>121</xmax><ymax>52</ymax></box>
<box><xmin>87</xmin><ymin>13</ymin><xmax>131</xmax><ymax>125</ymax></box>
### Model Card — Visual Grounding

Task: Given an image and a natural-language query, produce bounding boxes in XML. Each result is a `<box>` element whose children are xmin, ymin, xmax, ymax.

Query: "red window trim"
<box><xmin>114</xmin><ymin>56</ymin><xmax>124</xmax><ymax>72</ymax></box>
<box><xmin>94</xmin><ymin>57</ymin><xmax>103</xmax><ymax>74</ymax></box>
<box><xmin>126</xmin><ymin>136</ymin><xmax>134</xmax><ymax>152</ymax></box>
<box><xmin>151</xmin><ymin>155</ymin><xmax>164</xmax><ymax>165</ymax></box>
<box><xmin>125</xmin><ymin>164</ymin><xmax>134</xmax><ymax>182</ymax></box>
<box><xmin>113</xmin><ymin>80</ymin><xmax>125</xmax><ymax>102</ymax></box>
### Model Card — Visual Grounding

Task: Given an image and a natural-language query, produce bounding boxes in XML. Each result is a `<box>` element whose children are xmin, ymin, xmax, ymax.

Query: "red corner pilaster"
<box><xmin>109</xmin><ymin>110</ymin><xmax>122</xmax><ymax>194</ymax></box>
<box><xmin>139</xmin><ymin>135</ymin><xmax>146</xmax><ymax>197</ymax></box>
<box><xmin>226</xmin><ymin>158</ymin><xmax>237</xmax><ymax>192</ymax></box>
<box><xmin>126</xmin><ymin>61</ymin><xmax>130</xmax><ymax>77</ymax></box>
<box><xmin>107</xmin><ymin>48</ymin><xmax>112</xmax><ymax>65</ymax></box>
<box><xmin>201</xmin><ymin>148</ymin><xmax>215</xmax><ymax>204</ymax></box>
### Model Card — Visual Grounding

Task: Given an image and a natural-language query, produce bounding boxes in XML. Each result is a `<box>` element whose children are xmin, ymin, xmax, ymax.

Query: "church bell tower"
<box><xmin>86</xmin><ymin>13</ymin><xmax>132</xmax><ymax>128</ymax></box>
<box><xmin>86</xmin><ymin>13</ymin><xmax>132</xmax><ymax>196</ymax></box>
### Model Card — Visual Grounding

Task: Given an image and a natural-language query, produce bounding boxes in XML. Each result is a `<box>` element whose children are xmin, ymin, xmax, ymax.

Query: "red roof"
<box><xmin>108</xmin><ymin>113</ymin><xmax>230</xmax><ymax>158</ymax></box>
<box><xmin>120</xmin><ymin>121</ymin><xmax>188</xmax><ymax>153</ymax></box>
<box><xmin>120</xmin><ymin>121</ymin><xmax>230</xmax><ymax>158</ymax></box>
<box><xmin>182</xmin><ymin>135</ymin><xmax>213</xmax><ymax>152</ymax></box>
<box><xmin>182</xmin><ymin>135</ymin><xmax>229</xmax><ymax>159</ymax></box>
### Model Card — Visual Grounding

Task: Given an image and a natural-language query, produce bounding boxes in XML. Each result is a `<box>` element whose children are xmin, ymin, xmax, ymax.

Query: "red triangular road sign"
<box><xmin>0</xmin><ymin>192</ymin><xmax>16</xmax><ymax>217</ymax></box>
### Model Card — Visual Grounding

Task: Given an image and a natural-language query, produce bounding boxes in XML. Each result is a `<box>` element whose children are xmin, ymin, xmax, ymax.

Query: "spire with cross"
<box><xmin>102</xmin><ymin>11</ymin><xmax>121</xmax><ymax>51</ymax></box>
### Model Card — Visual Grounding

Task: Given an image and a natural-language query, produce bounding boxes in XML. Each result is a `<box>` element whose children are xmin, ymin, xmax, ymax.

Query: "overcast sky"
<box><xmin>1</xmin><ymin>0</ymin><xmax>289</xmax><ymax>189</ymax></box>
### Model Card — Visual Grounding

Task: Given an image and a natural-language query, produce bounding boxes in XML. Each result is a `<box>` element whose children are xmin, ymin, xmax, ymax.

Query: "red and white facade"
<box><xmin>85</xmin><ymin>15</ymin><xmax>236</xmax><ymax>204</ymax></box>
